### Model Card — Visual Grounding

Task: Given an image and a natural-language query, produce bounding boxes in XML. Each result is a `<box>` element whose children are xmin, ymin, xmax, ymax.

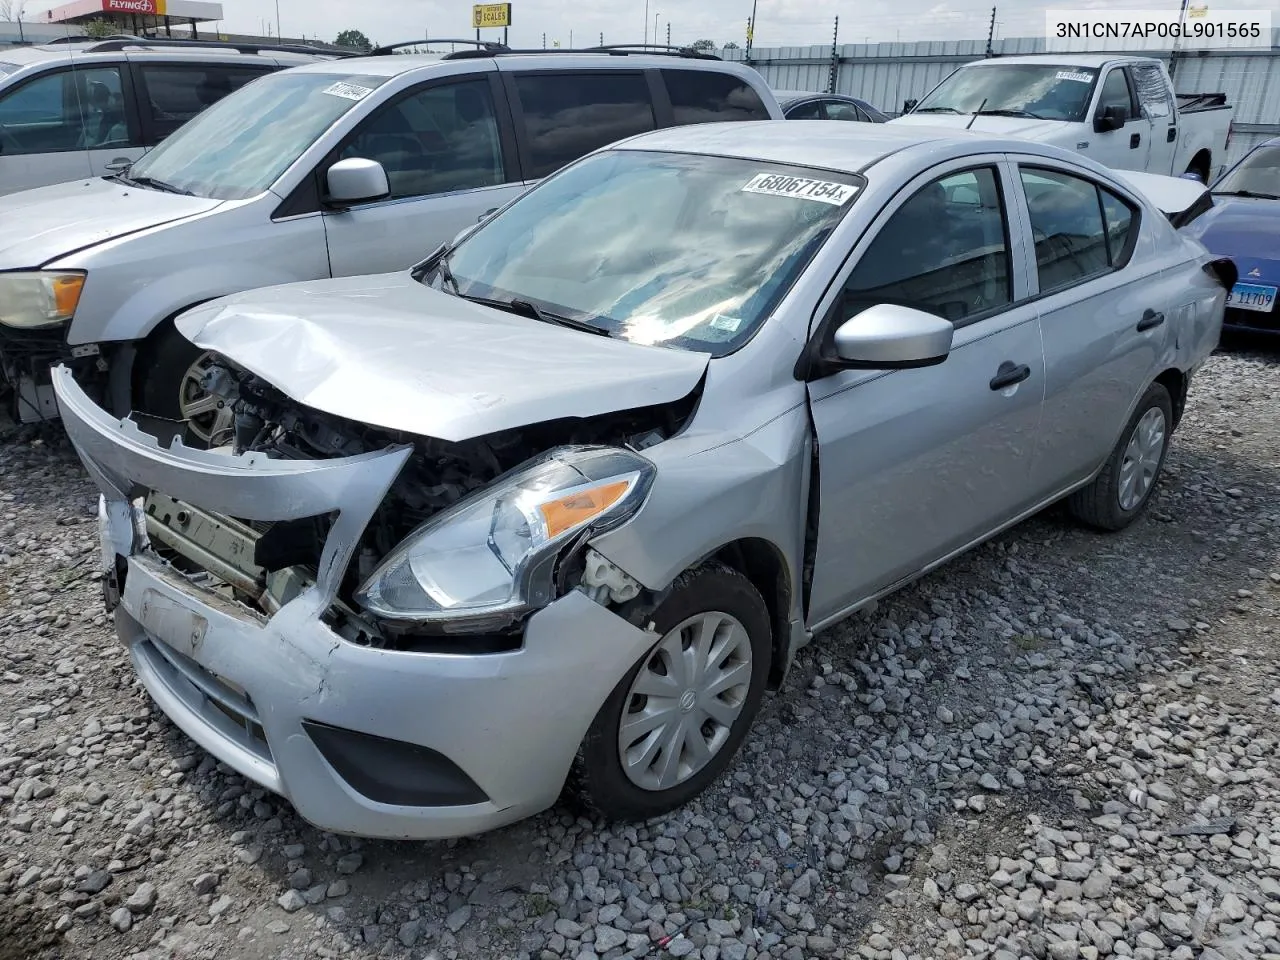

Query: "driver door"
<box><xmin>804</xmin><ymin>158</ymin><xmax>1046</xmax><ymax>627</ymax></box>
<box><xmin>1088</xmin><ymin>67</ymin><xmax>1150</xmax><ymax>172</ymax></box>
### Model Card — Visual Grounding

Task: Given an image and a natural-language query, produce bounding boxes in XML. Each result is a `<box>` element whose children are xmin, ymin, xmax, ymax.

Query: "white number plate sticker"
<box><xmin>741</xmin><ymin>173</ymin><xmax>859</xmax><ymax>206</ymax></box>
<box><xmin>1055</xmin><ymin>70</ymin><xmax>1093</xmax><ymax>83</ymax></box>
<box><xmin>1227</xmin><ymin>282</ymin><xmax>1276</xmax><ymax>313</ymax></box>
<box><xmin>323</xmin><ymin>81</ymin><xmax>374</xmax><ymax>101</ymax></box>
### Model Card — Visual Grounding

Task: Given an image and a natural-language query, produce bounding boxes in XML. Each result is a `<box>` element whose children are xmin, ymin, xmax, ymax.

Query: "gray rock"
<box><xmin>277</xmin><ymin>890</ymin><xmax>306</xmax><ymax>913</ymax></box>
<box><xmin>447</xmin><ymin>905</ymin><xmax>472</xmax><ymax>933</ymax></box>
<box><xmin>109</xmin><ymin>907</ymin><xmax>132</xmax><ymax>932</ymax></box>
<box><xmin>125</xmin><ymin>882</ymin><xmax>157</xmax><ymax>914</ymax></box>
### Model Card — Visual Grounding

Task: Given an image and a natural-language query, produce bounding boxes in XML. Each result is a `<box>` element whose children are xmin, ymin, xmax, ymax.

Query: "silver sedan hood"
<box><xmin>176</xmin><ymin>272</ymin><xmax>710</xmax><ymax>442</ymax></box>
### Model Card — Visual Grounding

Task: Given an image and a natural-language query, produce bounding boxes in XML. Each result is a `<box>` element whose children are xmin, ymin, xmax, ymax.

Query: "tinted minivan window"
<box><xmin>138</xmin><ymin>64</ymin><xmax>274</xmax><ymax>141</ymax></box>
<box><xmin>513</xmin><ymin>73</ymin><xmax>655</xmax><ymax>179</ymax></box>
<box><xmin>662</xmin><ymin>70</ymin><xmax>770</xmax><ymax>124</ymax></box>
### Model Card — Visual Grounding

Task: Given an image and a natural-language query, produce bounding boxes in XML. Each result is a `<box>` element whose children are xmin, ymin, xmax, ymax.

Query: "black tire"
<box><xmin>1067</xmin><ymin>382</ymin><xmax>1173</xmax><ymax>531</ymax></box>
<box><xmin>1185</xmin><ymin>161</ymin><xmax>1209</xmax><ymax>184</ymax></box>
<box><xmin>135</xmin><ymin>322</ymin><xmax>214</xmax><ymax>447</ymax></box>
<box><xmin>568</xmin><ymin>562</ymin><xmax>772</xmax><ymax>822</ymax></box>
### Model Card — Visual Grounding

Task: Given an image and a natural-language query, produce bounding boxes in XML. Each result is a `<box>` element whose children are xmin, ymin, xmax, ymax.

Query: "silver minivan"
<box><xmin>0</xmin><ymin>38</ymin><xmax>339</xmax><ymax>194</ymax></box>
<box><xmin>0</xmin><ymin>47</ymin><xmax>781</xmax><ymax>433</ymax></box>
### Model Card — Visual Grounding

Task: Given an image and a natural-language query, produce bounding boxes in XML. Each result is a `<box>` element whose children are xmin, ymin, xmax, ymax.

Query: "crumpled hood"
<box><xmin>889</xmin><ymin>112</ymin><xmax>1067</xmax><ymax>140</ymax></box>
<box><xmin>0</xmin><ymin>177</ymin><xmax>222</xmax><ymax>268</ymax></box>
<box><xmin>176</xmin><ymin>273</ymin><xmax>710</xmax><ymax>443</ymax></box>
<box><xmin>1185</xmin><ymin>197</ymin><xmax>1280</xmax><ymax>264</ymax></box>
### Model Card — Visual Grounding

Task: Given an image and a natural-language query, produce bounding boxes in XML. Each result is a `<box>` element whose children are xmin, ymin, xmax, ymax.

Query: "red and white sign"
<box><xmin>104</xmin><ymin>0</ymin><xmax>166</xmax><ymax>13</ymax></box>
<box><xmin>41</xmin><ymin>0</ymin><xmax>220</xmax><ymax>21</ymax></box>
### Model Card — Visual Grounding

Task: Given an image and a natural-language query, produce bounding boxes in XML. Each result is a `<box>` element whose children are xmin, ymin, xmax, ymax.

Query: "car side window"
<box><xmin>341</xmin><ymin>78</ymin><xmax>507</xmax><ymax>201</ymax></box>
<box><xmin>844</xmin><ymin>166</ymin><xmax>1013</xmax><ymax>324</ymax></box>
<box><xmin>513</xmin><ymin>72</ymin><xmax>654</xmax><ymax>180</ymax></box>
<box><xmin>1096</xmin><ymin>69</ymin><xmax>1134</xmax><ymax>121</ymax></box>
<box><xmin>786</xmin><ymin>100</ymin><xmax>824</xmax><ymax>120</ymax></box>
<box><xmin>661</xmin><ymin>69</ymin><xmax>771</xmax><ymax>124</ymax></box>
<box><xmin>1021</xmin><ymin>167</ymin><xmax>1135</xmax><ymax>293</ymax></box>
<box><xmin>825</xmin><ymin>100</ymin><xmax>864</xmax><ymax>122</ymax></box>
<box><xmin>137</xmin><ymin>64</ymin><xmax>273</xmax><ymax>142</ymax></box>
<box><xmin>0</xmin><ymin>66</ymin><xmax>129</xmax><ymax>154</ymax></box>
<box><xmin>1130</xmin><ymin>64</ymin><xmax>1172</xmax><ymax>120</ymax></box>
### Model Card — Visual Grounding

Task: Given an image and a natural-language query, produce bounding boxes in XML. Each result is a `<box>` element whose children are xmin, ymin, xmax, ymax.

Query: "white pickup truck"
<box><xmin>891</xmin><ymin>54</ymin><xmax>1233</xmax><ymax>182</ymax></box>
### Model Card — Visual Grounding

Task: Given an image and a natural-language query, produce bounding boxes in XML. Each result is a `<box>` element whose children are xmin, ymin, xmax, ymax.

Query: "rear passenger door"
<box><xmin>1014</xmin><ymin>162</ymin><xmax>1171</xmax><ymax>497</ymax></box>
<box><xmin>322</xmin><ymin>74</ymin><xmax>525</xmax><ymax>277</ymax></box>
<box><xmin>0</xmin><ymin>63</ymin><xmax>141</xmax><ymax>194</ymax></box>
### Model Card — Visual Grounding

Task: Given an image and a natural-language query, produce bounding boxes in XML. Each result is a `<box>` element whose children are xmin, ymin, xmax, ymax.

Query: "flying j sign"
<box><xmin>472</xmin><ymin>2</ymin><xmax>512</xmax><ymax>28</ymax></box>
<box><xmin>105</xmin><ymin>0</ymin><xmax>168</xmax><ymax>11</ymax></box>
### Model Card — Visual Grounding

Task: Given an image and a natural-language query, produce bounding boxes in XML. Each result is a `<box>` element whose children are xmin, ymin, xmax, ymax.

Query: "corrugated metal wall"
<box><xmin>724</xmin><ymin>31</ymin><xmax>1280</xmax><ymax>168</ymax></box>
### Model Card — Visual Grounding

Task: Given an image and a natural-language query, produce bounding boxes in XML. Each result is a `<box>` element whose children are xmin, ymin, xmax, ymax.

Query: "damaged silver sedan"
<box><xmin>55</xmin><ymin>122</ymin><xmax>1231</xmax><ymax>838</ymax></box>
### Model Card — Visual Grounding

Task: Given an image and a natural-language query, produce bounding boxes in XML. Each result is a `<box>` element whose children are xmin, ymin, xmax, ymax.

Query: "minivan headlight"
<box><xmin>0</xmin><ymin>272</ymin><xmax>86</xmax><ymax>329</ymax></box>
<box><xmin>355</xmin><ymin>446</ymin><xmax>654</xmax><ymax>627</ymax></box>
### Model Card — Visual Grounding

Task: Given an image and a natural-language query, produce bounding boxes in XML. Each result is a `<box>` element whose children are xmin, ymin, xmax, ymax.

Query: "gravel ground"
<box><xmin>2</xmin><ymin>342</ymin><xmax>1278</xmax><ymax>960</ymax></box>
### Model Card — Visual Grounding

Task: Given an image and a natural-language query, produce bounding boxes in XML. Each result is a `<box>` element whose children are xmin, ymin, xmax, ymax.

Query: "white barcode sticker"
<box><xmin>1055</xmin><ymin>70</ymin><xmax>1094</xmax><ymax>83</ymax></box>
<box><xmin>323</xmin><ymin>81</ymin><xmax>374</xmax><ymax>101</ymax></box>
<box><xmin>741</xmin><ymin>173</ymin><xmax>858</xmax><ymax>206</ymax></box>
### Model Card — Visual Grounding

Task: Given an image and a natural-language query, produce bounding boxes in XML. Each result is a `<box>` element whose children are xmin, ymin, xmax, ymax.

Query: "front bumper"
<box><xmin>55</xmin><ymin>366</ymin><xmax>657</xmax><ymax>839</ymax></box>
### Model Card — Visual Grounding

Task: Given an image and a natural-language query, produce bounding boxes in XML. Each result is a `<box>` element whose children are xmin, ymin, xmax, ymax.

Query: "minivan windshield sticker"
<box><xmin>1055</xmin><ymin>71</ymin><xmax>1093</xmax><ymax>83</ymax></box>
<box><xmin>323</xmin><ymin>81</ymin><xmax>375</xmax><ymax>101</ymax></box>
<box><xmin>740</xmin><ymin>173</ymin><xmax>859</xmax><ymax>206</ymax></box>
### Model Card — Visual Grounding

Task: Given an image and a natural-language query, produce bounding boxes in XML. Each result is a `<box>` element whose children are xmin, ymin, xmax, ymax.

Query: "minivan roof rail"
<box><xmin>370</xmin><ymin>39</ymin><xmax>508</xmax><ymax>56</ymax></box>
<box><xmin>364</xmin><ymin>39</ymin><xmax>721</xmax><ymax>61</ymax></box>
<box><xmin>82</xmin><ymin>37</ymin><xmax>356</xmax><ymax>58</ymax></box>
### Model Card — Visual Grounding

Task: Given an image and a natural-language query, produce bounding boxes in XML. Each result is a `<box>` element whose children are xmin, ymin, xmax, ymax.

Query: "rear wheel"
<box><xmin>1067</xmin><ymin>382</ymin><xmax>1172</xmax><ymax>531</ymax></box>
<box><xmin>136</xmin><ymin>324</ymin><xmax>233</xmax><ymax>448</ymax></box>
<box><xmin>569</xmin><ymin>563</ymin><xmax>772</xmax><ymax>822</ymax></box>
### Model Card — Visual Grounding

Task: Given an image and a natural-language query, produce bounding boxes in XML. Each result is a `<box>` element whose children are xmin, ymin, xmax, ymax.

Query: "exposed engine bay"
<box><xmin>141</xmin><ymin>354</ymin><xmax>695</xmax><ymax>644</ymax></box>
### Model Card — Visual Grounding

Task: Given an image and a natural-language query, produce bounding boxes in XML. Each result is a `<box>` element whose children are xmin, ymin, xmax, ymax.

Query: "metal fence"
<box><xmin>723</xmin><ymin>30</ymin><xmax>1280</xmax><ymax>169</ymax></box>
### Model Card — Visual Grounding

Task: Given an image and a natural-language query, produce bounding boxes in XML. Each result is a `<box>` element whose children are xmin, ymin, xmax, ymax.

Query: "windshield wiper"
<box><xmin>507</xmin><ymin>298</ymin><xmax>611</xmax><ymax>336</ymax></box>
<box><xmin>913</xmin><ymin>106</ymin><xmax>962</xmax><ymax>114</ymax></box>
<box><xmin>974</xmin><ymin>108</ymin><xmax>1046</xmax><ymax>119</ymax></box>
<box><xmin>1214</xmin><ymin>189</ymin><xmax>1280</xmax><ymax>200</ymax></box>
<box><xmin>127</xmin><ymin>175</ymin><xmax>193</xmax><ymax>196</ymax></box>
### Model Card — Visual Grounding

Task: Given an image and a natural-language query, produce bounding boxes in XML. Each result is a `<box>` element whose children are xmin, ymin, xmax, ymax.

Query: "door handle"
<box><xmin>1129</xmin><ymin>132</ymin><xmax>1142</xmax><ymax>149</ymax></box>
<box><xmin>1167</xmin><ymin>126</ymin><xmax>1177</xmax><ymax>143</ymax></box>
<box><xmin>104</xmin><ymin>157</ymin><xmax>132</xmax><ymax>172</ymax></box>
<box><xmin>989</xmin><ymin>361</ymin><xmax>1031</xmax><ymax>391</ymax></box>
<box><xmin>1137</xmin><ymin>309</ymin><xmax>1165</xmax><ymax>332</ymax></box>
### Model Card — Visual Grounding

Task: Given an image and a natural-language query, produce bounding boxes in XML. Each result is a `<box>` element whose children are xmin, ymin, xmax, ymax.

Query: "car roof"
<box><xmin>615</xmin><ymin>120</ymin><xmax>998</xmax><ymax>173</ymax></box>
<box><xmin>284</xmin><ymin>51</ymin><xmax>764</xmax><ymax>79</ymax></box>
<box><xmin>0</xmin><ymin>42</ymin><xmax>308</xmax><ymax>68</ymax></box>
<box><xmin>962</xmin><ymin>53</ymin><xmax>1152</xmax><ymax>68</ymax></box>
<box><xmin>776</xmin><ymin>90</ymin><xmax>867</xmax><ymax>105</ymax></box>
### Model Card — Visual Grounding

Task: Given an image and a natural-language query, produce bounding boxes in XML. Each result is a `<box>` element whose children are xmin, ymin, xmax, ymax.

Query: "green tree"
<box><xmin>689</xmin><ymin>39</ymin><xmax>715</xmax><ymax>52</ymax></box>
<box><xmin>335</xmin><ymin>28</ymin><xmax>373</xmax><ymax>52</ymax></box>
<box><xmin>722</xmin><ymin>40</ymin><xmax>740</xmax><ymax>50</ymax></box>
<box><xmin>83</xmin><ymin>18</ymin><xmax>115</xmax><ymax>38</ymax></box>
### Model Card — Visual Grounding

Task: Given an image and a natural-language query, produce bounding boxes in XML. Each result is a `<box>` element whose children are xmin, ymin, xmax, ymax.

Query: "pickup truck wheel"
<box><xmin>1067</xmin><ymin>382</ymin><xmax>1172</xmax><ymax>531</ymax></box>
<box><xmin>136</xmin><ymin>325</ymin><xmax>233</xmax><ymax>449</ymax></box>
<box><xmin>569</xmin><ymin>563</ymin><xmax>771</xmax><ymax>822</ymax></box>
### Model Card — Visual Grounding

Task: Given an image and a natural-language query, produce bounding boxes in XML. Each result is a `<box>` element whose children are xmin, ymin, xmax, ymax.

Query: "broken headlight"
<box><xmin>355</xmin><ymin>446</ymin><xmax>654</xmax><ymax>628</ymax></box>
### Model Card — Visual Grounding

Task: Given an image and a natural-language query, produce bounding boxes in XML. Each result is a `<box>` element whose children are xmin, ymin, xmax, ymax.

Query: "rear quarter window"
<box><xmin>661</xmin><ymin>69</ymin><xmax>770</xmax><ymax>124</ymax></box>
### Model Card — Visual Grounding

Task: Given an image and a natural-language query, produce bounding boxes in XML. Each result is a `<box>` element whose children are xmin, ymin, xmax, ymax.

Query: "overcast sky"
<box><xmin>203</xmin><ymin>0</ymin><xmax>1272</xmax><ymax>49</ymax></box>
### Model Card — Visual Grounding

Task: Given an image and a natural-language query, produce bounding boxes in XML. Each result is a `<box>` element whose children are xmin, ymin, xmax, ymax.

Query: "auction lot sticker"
<box><xmin>324</xmin><ymin>81</ymin><xmax>375</xmax><ymax>101</ymax></box>
<box><xmin>741</xmin><ymin>173</ymin><xmax>859</xmax><ymax>206</ymax></box>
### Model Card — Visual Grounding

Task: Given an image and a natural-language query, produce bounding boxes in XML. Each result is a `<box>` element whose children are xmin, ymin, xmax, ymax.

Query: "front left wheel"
<box><xmin>569</xmin><ymin>562</ymin><xmax>772</xmax><ymax>822</ymax></box>
<box><xmin>136</xmin><ymin>324</ymin><xmax>234</xmax><ymax>448</ymax></box>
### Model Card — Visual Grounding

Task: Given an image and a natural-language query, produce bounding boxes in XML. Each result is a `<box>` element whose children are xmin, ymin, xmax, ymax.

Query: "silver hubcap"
<box><xmin>179</xmin><ymin>351</ymin><xmax>234</xmax><ymax>446</ymax></box>
<box><xmin>618</xmin><ymin>611</ymin><xmax>754</xmax><ymax>792</ymax></box>
<box><xmin>1118</xmin><ymin>406</ymin><xmax>1166</xmax><ymax>511</ymax></box>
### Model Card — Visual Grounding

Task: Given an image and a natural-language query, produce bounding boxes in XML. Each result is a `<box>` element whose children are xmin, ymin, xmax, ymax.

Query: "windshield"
<box><xmin>439</xmin><ymin>150</ymin><xmax>862</xmax><ymax>356</ymax></box>
<box><xmin>126</xmin><ymin>71</ymin><xmax>390</xmax><ymax>200</ymax></box>
<box><xmin>913</xmin><ymin>64</ymin><xmax>1098</xmax><ymax>121</ymax></box>
<box><xmin>1214</xmin><ymin>145</ymin><xmax>1280</xmax><ymax>198</ymax></box>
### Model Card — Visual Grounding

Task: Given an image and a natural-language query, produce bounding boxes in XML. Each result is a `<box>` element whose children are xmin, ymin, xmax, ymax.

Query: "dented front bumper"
<box><xmin>53</xmin><ymin>366</ymin><xmax>657</xmax><ymax>840</ymax></box>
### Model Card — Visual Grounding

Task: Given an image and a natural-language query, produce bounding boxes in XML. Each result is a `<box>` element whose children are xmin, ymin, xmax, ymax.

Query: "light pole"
<box><xmin>274</xmin><ymin>0</ymin><xmax>280</xmax><ymax>40</ymax></box>
<box><xmin>654</xmin><ymin>12</ymin><xmax>660</xmax><ymax>46</ymax></box>
<box><xmin>643</xmin><ymin>0</ymin><xmax>649</xmax><ymax>45</ymax></box>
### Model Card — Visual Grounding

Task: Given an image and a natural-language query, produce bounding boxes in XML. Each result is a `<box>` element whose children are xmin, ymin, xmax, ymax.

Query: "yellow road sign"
<box><xmin>472</xmin><ymin>3</ymin><xmax>512</xmax><ymax>28</ymax></box>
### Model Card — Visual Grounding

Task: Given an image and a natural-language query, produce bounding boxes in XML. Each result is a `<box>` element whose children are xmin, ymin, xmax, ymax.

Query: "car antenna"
<box><xmin>966</xmin><ymin>98</ymin><xmax>988</xmax><ymax>130</ymax></box>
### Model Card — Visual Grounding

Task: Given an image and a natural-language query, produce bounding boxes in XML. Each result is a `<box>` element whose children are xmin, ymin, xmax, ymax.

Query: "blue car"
<box><xmin>1185</xmin><ymin>137</ymin><xmax>1280</xmax><ymax>333</ymax></box>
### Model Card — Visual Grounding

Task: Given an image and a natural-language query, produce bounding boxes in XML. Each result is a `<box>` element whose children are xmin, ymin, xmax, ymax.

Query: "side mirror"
<box><xmin>1094</xmin><ymin>104</ymin><xmax>1127</xmax><ymax>133</ymax></box>
<box><xmin>326</xmin><ymin>157</ymin><xmax>390</xmax><ymax>205</ymax></box>
<box><xmin>832</xmin><ymin>303</ymin><xmax>953</xmax><ymax>369</ymax></box>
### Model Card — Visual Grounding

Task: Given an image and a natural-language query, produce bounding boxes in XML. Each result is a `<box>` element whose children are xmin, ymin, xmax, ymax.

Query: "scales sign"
<box><xmin>472</xmin><ymin>3</ymin><xmax>511</xmax><ymax>28</ymax></box>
